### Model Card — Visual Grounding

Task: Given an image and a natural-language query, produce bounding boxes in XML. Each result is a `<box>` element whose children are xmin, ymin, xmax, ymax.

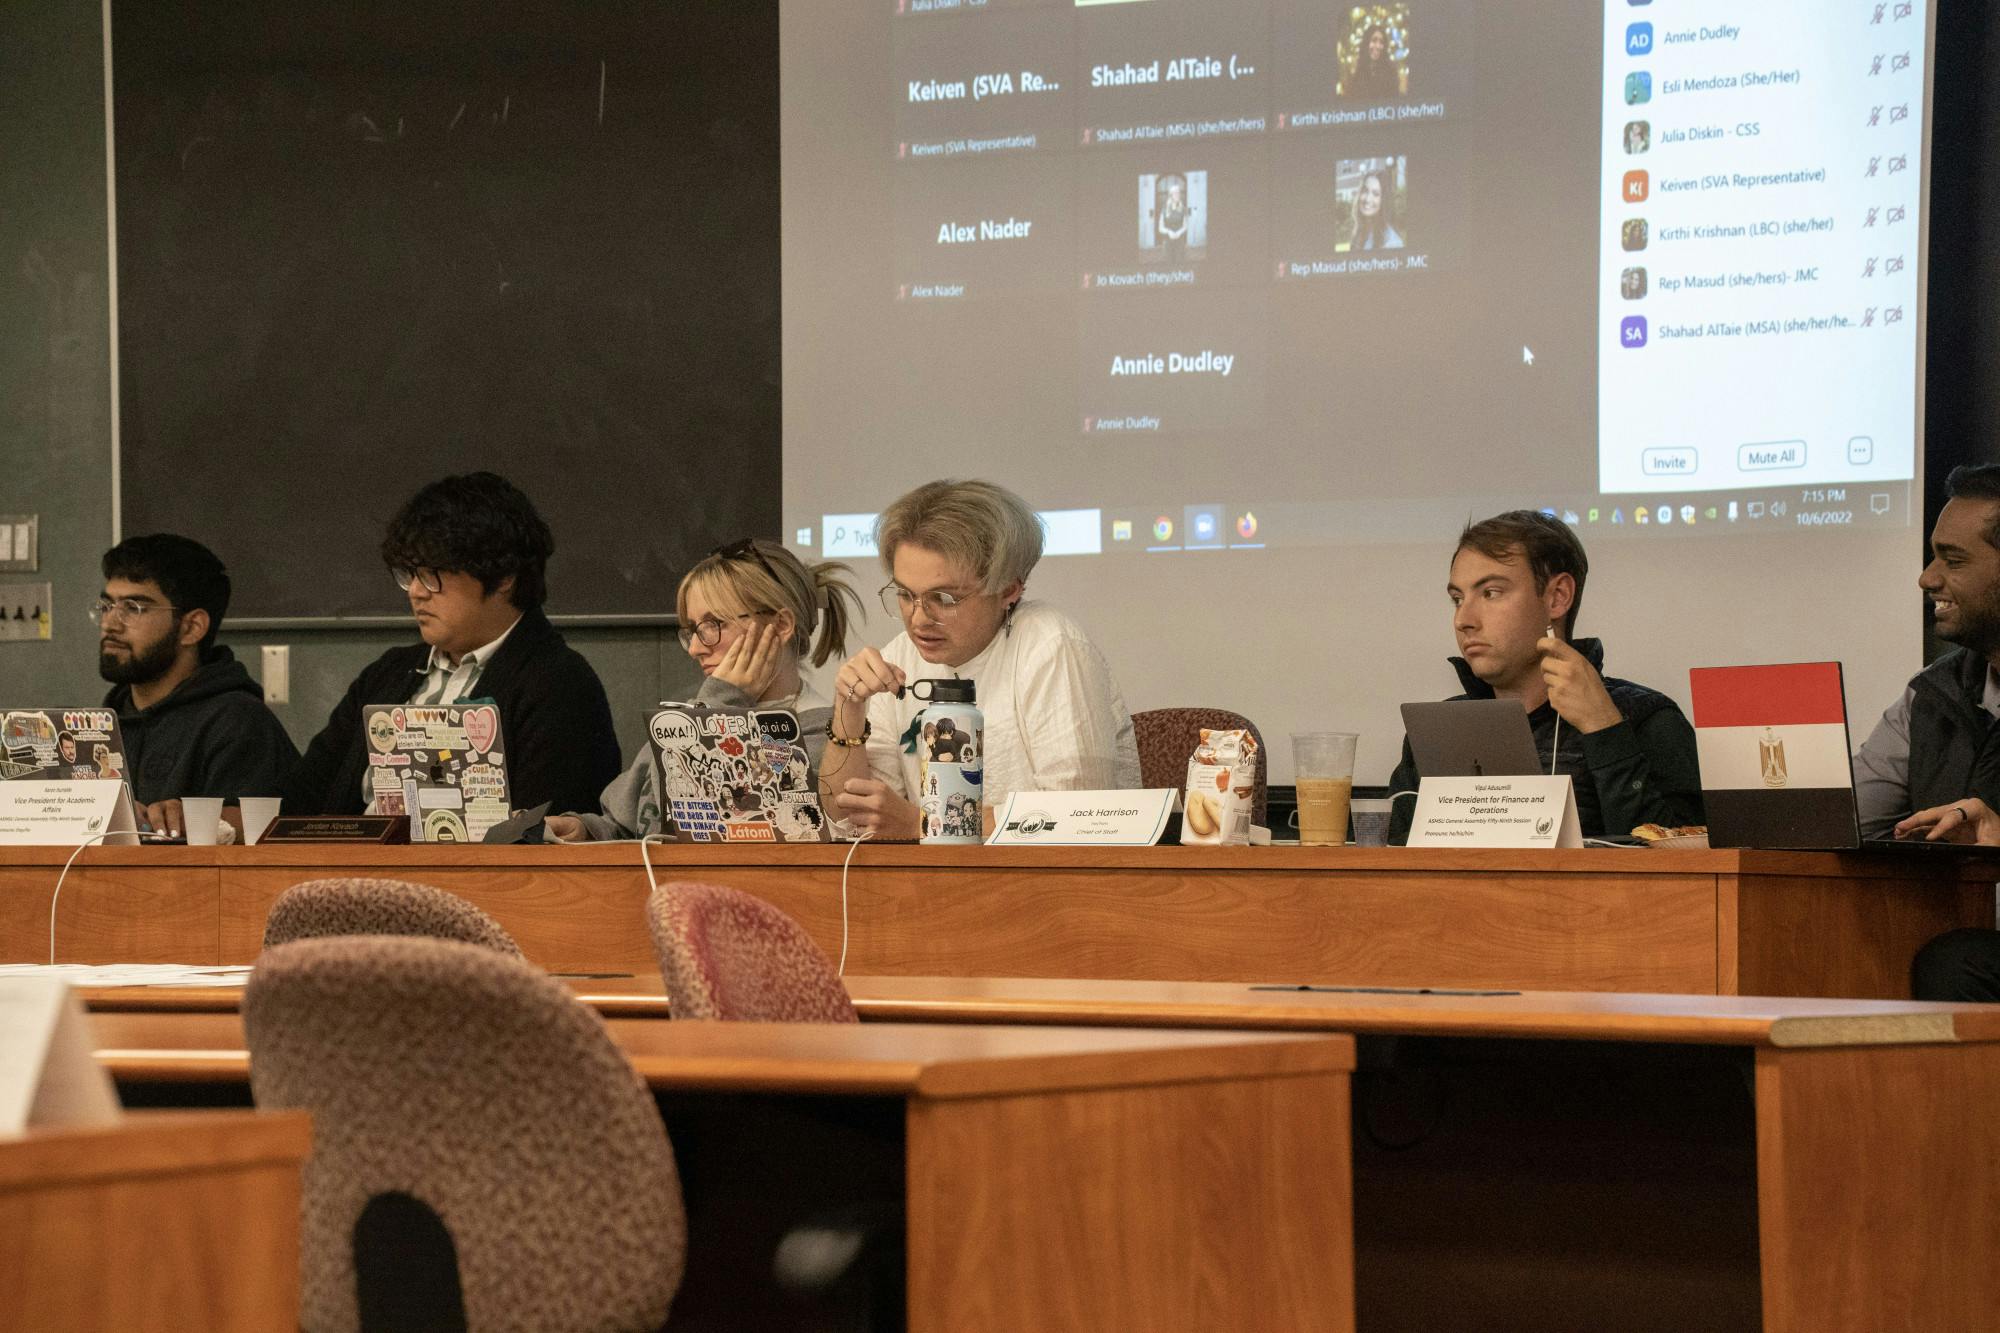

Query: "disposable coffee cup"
<box><xmin>239</xmin><ymin>797</ymin><xmax>283</xmax><ymax>846</ymax></box>
<box><xmin>1350</xmin><ymin>797</ymin><xmax>1394</xmax><ymax>848</ymax></box>
<box><xmin>1292</xmin><ymin>733</ymin><xmax>1358</xmax><ymax>847</ymax></box>
<box><xmin>182</xmin><ymin>797</ymin><xmax>226</xmax><ymax>847</ymax></box>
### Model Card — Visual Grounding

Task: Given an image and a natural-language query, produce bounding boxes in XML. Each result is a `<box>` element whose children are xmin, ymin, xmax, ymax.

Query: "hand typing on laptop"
<box><xmin>1894</xmin><ymin>797</ymin><xmax>2000</xmax><ymax>845</ymax></box>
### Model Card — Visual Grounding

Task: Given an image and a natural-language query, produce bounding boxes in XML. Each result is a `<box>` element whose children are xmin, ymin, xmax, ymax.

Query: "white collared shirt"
<box><xmin>410</xmin><ymin>615</ymin><xmax>523</xmax><ymax>707</ymax></box>
<box><xmin>861</xmin><ymin>600</ymin><xmax>1140</xmax><ymax>806</ymax></box>
<box><xmin>362</xmin><ymin>615</ymin><xmax>523</xmax><ymax>810</ymax></box>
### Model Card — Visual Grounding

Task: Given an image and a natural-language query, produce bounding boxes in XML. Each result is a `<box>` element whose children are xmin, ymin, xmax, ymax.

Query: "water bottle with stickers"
<box><xmin>914</xmin><ymin>679</ymin><xmax>983</xmax><ymax>844</ymax></box>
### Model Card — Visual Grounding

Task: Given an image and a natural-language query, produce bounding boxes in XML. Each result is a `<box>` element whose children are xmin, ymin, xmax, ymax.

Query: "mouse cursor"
<box><xmin>1522</xmin><ymin>346</ymin><xmax>1535</xmax><ymax>366</ymax></box>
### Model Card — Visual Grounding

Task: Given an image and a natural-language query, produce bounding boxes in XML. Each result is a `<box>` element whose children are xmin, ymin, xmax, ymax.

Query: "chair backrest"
<box><xmin>646</xmin><ymin>881</ymin><xmax>857</xmax><ymax>1023</ymax></box>
<box><xmin>246</xmin><ymin>935</ymin><xmax>685</xmax><ymax>1333</ymax></box>
<box><xmin>263</xmin><ymin>878</ymin><xmax>523</xmax><ymax>956</ymax></box>
<box><xmin>1131</xmin><ymin>707</ymin><xmax>1270</xmax><ymax>826</ymax></box>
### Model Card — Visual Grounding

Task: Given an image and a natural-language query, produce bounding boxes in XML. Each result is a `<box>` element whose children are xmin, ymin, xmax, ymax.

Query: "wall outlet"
<box><xmin>0</xmin><ymin>515</ymin><xmax>37</xmax><ymax>573</ymax></box>
<box><xmin>261</xmin><ymin>644</ymin><xmax>290</xmax><ymax>704</ymax></box>
<box><xmin>0</xmin><ymin>582</ymin><xmax>52</xmax><ymax>641</ymax></box>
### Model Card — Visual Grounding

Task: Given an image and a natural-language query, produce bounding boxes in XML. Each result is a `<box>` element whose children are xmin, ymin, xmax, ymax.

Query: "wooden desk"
<box><xmin>838</xmin><ymin>977</ymin><xmax>2000</xmax><ymax>1333</ymax></box>
<box><xmin>9</xmin><ymin>842</ymin><xmax>1993</xmax><ymax>997</ymax></box>
<box><xmin>90</xmin><ymin>1013</ymin><xmax>1355</xmax><ymax>1333</ymax></box>
<box><xmin>80</xmin><ymin>977</ymin><xmax>2000</xmax><ymax>1329</ymax></box>
<box><xmin>0</xmin><ymin>1110</ymin><xmax>309</xmax><ymax>1332</ymax></box>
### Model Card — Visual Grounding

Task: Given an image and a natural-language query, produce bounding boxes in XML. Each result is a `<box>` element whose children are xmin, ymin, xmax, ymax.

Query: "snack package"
<box><xmin>1180</xmin><ymin>727</ymin><xmax>1259</xmax><ymax>846</ymax></box>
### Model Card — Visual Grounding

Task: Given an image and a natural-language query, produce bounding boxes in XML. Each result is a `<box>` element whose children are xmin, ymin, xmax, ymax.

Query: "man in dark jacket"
<box><xmin>1852</xmin><ymin>464</ymin><xmax>2000</xmax><ymax>999</ymax></box>
<box><xmin>95</xmin><ymin>534</ymin><xmax>298</xmax><ymax>818</ymax></box>
<box><xmin>281</xmin><ymin>471</ymin><xmax>621</xmax><ymax>823</ymax></box>
<box><xmin>1386</xmin><ymin>510</ymin><xmax>1703</xmax><ymax>844</ymax></box>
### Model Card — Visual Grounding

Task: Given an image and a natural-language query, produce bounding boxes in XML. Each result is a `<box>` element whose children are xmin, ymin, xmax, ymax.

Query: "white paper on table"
<box><xmin>0</xmin><ymin>964</ymin><xmax>253</xmax><ymax>989</ymax></box>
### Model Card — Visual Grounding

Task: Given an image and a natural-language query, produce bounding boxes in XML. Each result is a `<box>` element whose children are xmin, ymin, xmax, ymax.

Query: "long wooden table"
<box><xmin>83</xmin><ymin>975</ymin><xmax>2000</xmax><ymax>1331</ymax></box>
<box><xmin>91</xmin><ymin>1012</ymin><xmax>1355</xmax><ymax>1333</ymax></box>
<box><xmin>8</xmin><ymin>842</ymin><xmax>1993</xmax><ymax>997</ymax></box>
<box><xmin>0</xmin><ymin>1110</ymin><xmax>309</xmax><ymax>1332</ymax></box>
<box><xmin>845</xmin><ymin>976</ymin><xmax>2000</xmax><ymax>1333</ymax></box>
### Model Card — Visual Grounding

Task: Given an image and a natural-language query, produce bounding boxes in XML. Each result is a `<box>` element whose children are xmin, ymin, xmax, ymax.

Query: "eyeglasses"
<box><xmin>390</xmin><ymin>566</ymin><xmax>446</xmax><ymax>594</ymax></box>
<box><xmin>879</xmin><ymin>583</ymin><xmax>978</xmax><ymax>621</ymax></box>
<box><xmin>90</xmin><ymin>597</ymin><xmax>183</xmax><ymax>625</ymax></box>
<box><xmin>676</xmin><ymin>612</ymin><xmax>768</xmax><ymax>649</ymax></box>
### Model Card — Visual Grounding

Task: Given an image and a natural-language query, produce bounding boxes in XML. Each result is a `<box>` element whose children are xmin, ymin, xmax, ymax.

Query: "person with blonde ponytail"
<box><xmin>546</xmin><ymin>538</ymin><xmax>861</xmax><ymax>841</ymax></box>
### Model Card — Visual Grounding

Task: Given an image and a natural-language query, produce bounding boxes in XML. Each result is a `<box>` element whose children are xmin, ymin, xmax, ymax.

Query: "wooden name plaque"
<box><xmin>257</xmin><ymin>815</ymin><xmax>410</xmax><ymax>844</ymax></box>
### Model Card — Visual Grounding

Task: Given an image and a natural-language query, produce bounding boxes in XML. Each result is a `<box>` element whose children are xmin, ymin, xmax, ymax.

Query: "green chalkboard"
<box><xmin>113</xmin><ymin>0</ymin><xmax>780</xmax><ymax>617</ymax></box>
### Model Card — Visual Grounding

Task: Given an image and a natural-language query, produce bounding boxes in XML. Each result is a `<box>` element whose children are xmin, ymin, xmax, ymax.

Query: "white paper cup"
<box><xmin>1350</xmin><ymin>798</ymin><xmax>1394</xmax><ymax>848</ymax></box>
<box><xmin>239</xmin><ymin>797</ymin><xmax>283</xmax><ymax>846</ymax></box>
<box><xmin>182</xmin><ymin>797</ymin><xmax>225</xmax><ymax>846</ymax></box>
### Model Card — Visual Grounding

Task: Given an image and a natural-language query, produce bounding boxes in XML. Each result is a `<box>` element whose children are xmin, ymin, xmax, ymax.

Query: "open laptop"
<box><xmin>1</xmin><ymin>708</ymin><xmax>129</xmax><ymax>783</ymax></box>
<box><xmin>1689</xmin><ymin>662</ymin><xmax>1974</xmax><ymax>853</ymax></box>
<box><xmin>643</xmin><ymin>702</ymin><xmax>829</xmax><ymax>843</ymax></box>
<box><xmin>1400</xmin><ymin>700</ymin><xmax>1545</xmax><ymax>779</ymax></box>
<box><xmin>359</xmin><ymin>702</ymin><xmax>511</xmax><ymax>843</ymax></box>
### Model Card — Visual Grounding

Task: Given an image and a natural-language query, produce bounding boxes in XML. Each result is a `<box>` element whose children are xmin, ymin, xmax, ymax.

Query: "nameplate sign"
<box><xmin>0</xmin><ymin>980</ymin><xmax>121</xmax><ymax>1135</ymax></box>
<box><xmin>987</xmin><ymin>789</ymin><xmax>1175</xmax><ymax>847</ymax></box>
<box><xmin>0</xmin><ymin>780</ymin><xmax>139</xmax><ymax>847</ymax></box>
<box><xmin>1405</xmin><ymin>775</ymin><xmax>1583</xmax><ymax>849</ymax></box>
<box><xmin>259</xmin><ymin>815</ymin><xmax>411</xmax><ymax>844</ymax></box>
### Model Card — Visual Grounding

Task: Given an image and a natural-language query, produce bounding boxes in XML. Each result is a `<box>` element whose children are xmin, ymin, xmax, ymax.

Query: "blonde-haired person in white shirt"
<box><xmin>821</xmin><ymin>479</ymin><xmax>1140</xmax><ymax>838</ymax></box>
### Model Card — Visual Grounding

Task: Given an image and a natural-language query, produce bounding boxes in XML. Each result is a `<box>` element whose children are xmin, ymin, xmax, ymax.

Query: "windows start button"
<box><xmin>1739</xmin><ymin>440</ymin><xmax>1807</xmax><ymax>471</ymax></box>
<box><xmin>1642</xmin><ymin>447</ymin><xmax>1699</xmax><ymax>475</ymax></box>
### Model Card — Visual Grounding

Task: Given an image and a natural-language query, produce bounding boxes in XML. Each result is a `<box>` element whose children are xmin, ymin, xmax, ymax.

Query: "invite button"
<box><xmin>1642</xmin><ymin>447</ymin><xmax>1699</xmax><ymax>476</ymax></box>
<box><xmin>1739</xmin><ymin>440</ymin><xmax>1806</xmax><ymax>471</ymax></box>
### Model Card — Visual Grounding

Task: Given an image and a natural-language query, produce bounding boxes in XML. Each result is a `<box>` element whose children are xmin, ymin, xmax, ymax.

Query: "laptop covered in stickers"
<box><xmin>641</xmin><ymin>702</ymin><xmax>829</xmax><ymax>843</ymax></box>
<box><xmin>359</xmin><ymin>701</ymin><xmax>512</xmax><ymax>843</ymax></box>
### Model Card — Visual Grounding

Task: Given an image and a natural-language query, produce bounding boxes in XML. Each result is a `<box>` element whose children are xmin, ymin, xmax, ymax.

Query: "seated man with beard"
<box><xmin>94</xmin><ymin>534</ymin><xmax>298</xmax><ymax>826</ymax></box>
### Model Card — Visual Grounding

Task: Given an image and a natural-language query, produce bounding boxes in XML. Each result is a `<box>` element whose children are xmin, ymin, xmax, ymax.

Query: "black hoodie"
<box><xmin>1385</xmin><ymin>637</ymin><xmax>1705</xmax><ymax>843</ymax></box>
<box><xmin>103</xmin><ymin>646</ymin><xmax>301</xmax><ymax>805</ymax></box>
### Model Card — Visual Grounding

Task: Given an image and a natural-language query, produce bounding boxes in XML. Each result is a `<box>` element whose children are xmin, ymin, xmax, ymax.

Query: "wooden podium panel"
<box><xmin>0</xmin><ymin>1110</ymin><xmax>309</xmax><ymax>1332</ymax></box>
<box><xmin>5</xmin><ymin>843</ymin><xmax>1993</xmax><ymax>998</ymax></box>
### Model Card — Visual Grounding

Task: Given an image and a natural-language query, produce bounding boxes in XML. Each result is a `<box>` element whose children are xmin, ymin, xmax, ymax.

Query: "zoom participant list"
<box><xmin>1598</xmin><ymin>1</ymin><xmax>1927</xmax><ymax>496</ymax></box>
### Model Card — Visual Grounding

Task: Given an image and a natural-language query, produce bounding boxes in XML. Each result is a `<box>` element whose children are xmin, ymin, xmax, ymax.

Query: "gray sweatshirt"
<box><xmin>566</xmin><ymin>678</ymin><xmax>832</xmax><ymax>841</ymax></box>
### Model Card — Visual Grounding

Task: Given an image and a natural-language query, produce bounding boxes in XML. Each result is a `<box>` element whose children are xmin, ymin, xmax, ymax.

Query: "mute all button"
<box><xmin>1642</xmin><ymin>447</ymin><xmax>1699</xmax><ymax>476</ymax></box>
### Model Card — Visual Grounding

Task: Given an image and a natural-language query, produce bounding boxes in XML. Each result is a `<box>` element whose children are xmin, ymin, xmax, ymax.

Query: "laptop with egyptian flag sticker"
<box><xmin>1688</xmin><ymin>662</ymin><xmax>1859</xmax><ymax>849</ymax></box>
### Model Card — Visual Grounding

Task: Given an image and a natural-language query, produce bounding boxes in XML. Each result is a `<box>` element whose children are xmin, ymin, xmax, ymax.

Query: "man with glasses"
<box><xmin>94</xmin><ymin>534</ymin><xmax>298</xmax><ymax>821</ymax></box>
<box><xmin>282</xmin><ymin>472</ymin><xmax>621</xmax><ymax>820</ymax></box>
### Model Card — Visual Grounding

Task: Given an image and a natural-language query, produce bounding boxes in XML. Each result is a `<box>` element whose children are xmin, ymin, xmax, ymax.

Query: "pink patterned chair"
<box><xmin>246</xmin><ymin>935</ymin><xmax>685</xmax><ymax>1332</ymax></box>
<box><xmin>645</xmin><ymin>881</ymin><xmax>856</xmax><ymax>1023</ymax></box>
<box><xmin>1131</xmin><ymin>706</ymin><xmax>1270</xmax><ymax>826</ymax></box>
<box><xmin>263</xmin><ymin>877</ymin><xmax>522</xmax><ymax>956</ymax></box>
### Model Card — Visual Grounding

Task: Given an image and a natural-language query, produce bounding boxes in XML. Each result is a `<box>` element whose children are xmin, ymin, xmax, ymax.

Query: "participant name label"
<box><xmin>0</xmin><ymin>780</ymin><xmax>139</xmax><ymax>847</ymax></box>
<box><xmin>1405</xmin><ymin>776</ymin><xmax>1583</xmax><ymax>849</ymax></box>
<box><xmin>987</xmin><ymin>788</ymin><xmax>1175</xmax><ymax>846</ymax></box>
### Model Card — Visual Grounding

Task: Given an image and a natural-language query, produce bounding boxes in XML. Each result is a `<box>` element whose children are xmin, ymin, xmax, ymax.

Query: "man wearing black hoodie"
<box><xmin>1385</xmin><ymin>510</ymin><xmax>1704</xmax><ymax>844</ymax></box>
<box><xmin>97</xmin><ymin>534</ymin><xmax>299</xmax><ymax>820</ymax></box>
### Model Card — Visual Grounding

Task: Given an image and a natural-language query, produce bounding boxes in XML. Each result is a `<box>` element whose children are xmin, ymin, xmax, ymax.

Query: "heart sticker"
<box><xmin>462</xmin><ymin>705</ymin><xmax>498</xmax><ymax>756</ymax></box>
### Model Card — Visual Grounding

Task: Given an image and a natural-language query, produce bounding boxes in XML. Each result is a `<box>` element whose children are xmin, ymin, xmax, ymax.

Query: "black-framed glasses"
<box><xmin>89</xmin><ymin>597</ymin><xmax>183</xmax><ymax>625</ymax></box>
<box><xmin>390</xmin><ymin>566</ymin><xmax>446</xmax><ymax>594</ymax></box>
<box><xmin>879</xmin><ymin>582</ymin><xmax>976</xmax><ymax>621</ymax></box>
<box><xmin>676</xmin><ymin>612</ymin><xmax>764</xmax><ymax>649</ymax></box>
